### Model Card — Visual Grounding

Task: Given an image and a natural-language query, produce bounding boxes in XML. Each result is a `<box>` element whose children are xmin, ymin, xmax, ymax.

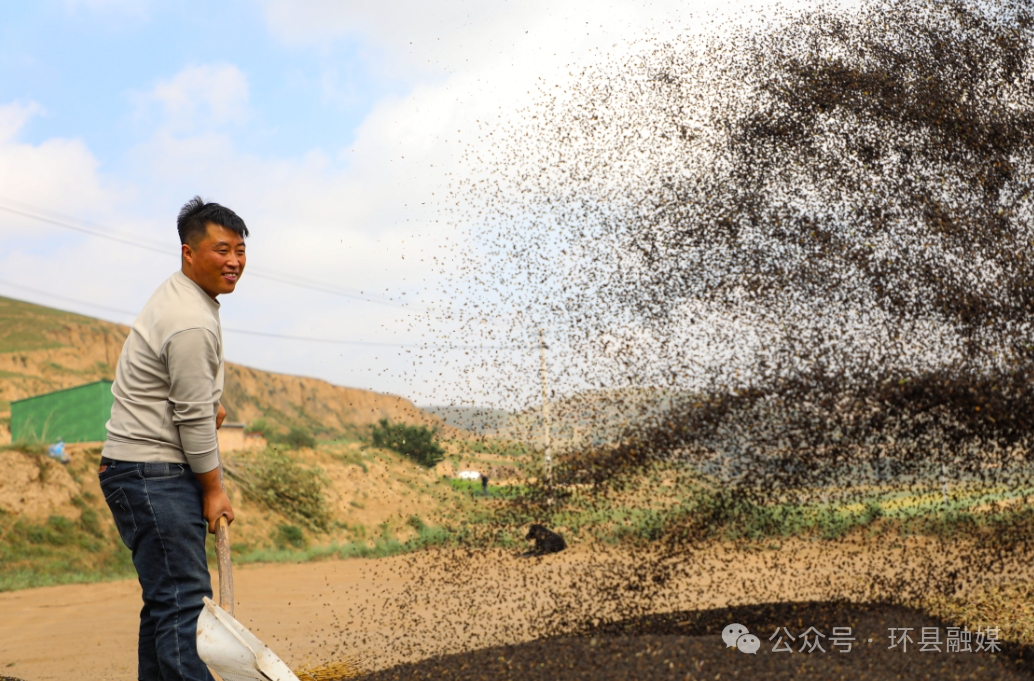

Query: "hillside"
<box><xmin>0</xmin><ymin>295</ymin><xmax>456</xmax><ymax>442</ymax></box>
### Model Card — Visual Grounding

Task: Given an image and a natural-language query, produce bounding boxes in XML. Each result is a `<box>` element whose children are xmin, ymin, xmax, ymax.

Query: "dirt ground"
<box><xmin>0</xmin><ymin>442</ymin><xmax>474</xmax><ymax>561</ymax></box>
<box><xmin>2</xmin><ymin>538</ymin><xmax>1031</xmax><ymax>681</ymax></box>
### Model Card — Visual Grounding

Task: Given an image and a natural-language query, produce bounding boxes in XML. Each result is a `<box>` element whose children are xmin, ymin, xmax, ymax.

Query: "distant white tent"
<box><xmin>456</xmin><ymin>470</ymin><xmax>482</xmax><ymax>480</ymax></box>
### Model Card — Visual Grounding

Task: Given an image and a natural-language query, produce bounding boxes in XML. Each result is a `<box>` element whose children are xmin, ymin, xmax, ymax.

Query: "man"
<box><xmin>99</xmin><ymin>197</ymin><xmax>247</xmax><ymax>681</ymax></box>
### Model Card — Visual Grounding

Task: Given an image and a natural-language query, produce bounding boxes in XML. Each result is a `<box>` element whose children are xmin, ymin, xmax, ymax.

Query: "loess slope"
<box><xmin>0</xmin><ymin>295</ymin><xmax>456</xmax><ymax>441</ymax></box>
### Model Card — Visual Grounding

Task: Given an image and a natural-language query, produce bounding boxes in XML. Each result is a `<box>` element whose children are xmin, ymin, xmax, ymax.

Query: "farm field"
<box><xmin>1</xmin><ymin>540</ymin><xmax>1032</xmax><ymax>680</ymax></box>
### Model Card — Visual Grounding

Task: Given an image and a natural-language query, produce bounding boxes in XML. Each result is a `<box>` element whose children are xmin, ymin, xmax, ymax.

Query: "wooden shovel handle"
<box><xmin>215</xmin><ymin>515</ymin><xmax>234</xmax><ymax>617</ymax></box>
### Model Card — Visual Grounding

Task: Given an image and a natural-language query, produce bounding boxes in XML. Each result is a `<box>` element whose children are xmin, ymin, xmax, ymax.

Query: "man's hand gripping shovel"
<box><xmin>196</xmin><ymin>516</ymin><xmax>301</xmax><ymax>681</ymax></box>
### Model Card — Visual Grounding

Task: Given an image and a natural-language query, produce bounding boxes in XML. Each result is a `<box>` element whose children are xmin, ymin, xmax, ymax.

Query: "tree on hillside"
<box><xmin>371</xmin><ymin>419</ymin><xmax>445</xmax><ymax>468</ymax></box>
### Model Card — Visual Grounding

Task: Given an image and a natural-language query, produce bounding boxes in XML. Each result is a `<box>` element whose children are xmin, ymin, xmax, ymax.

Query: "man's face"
<box><xmin>181</xmin><ymin>223</ymin><xmax>246</xmax><ymax>298</ymax></box>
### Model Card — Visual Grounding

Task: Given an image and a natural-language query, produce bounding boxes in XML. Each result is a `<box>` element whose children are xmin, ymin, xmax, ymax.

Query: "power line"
<box><xmin>220</xmin><ymin>327</ymin><xmax>501</xmax><ymax>350</ymax></box>
<box><xmin>0</xmin><ymin>203</ymin><xmax>167</xmax><ymax>254</ymax></box>
<box><xmin>0</xmin><ymin>277</ymin><xmax>139</xmax><ymax>317</ymax></box>
<box><xmin>0</xmin><ymin>199</ymin><xmax>400</xmax><ymax>306</ymax></box>
<box><xmin>0</xmin><ymin>278</ymin><xmax>500</xmax><ymax>350</ymax></box>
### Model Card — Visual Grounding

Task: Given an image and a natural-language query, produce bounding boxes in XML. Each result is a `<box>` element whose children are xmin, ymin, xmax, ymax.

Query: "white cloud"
<box><xmin>239</xmin><ymin>0</ymin><xmax>747</xmax><ymax>403</ymax></box>
<box><xmin>138</xmin><ymin>63</ymin><xmax>250</xmax><ymax>132</ymax></box>
<box><xmin>69</xmin><ymin>0</ymin><xmax>781</xmax><ymax>404</ymax></box>
<box><xmin>0</xmin><ymin>101</ymin><xmax>110</xmax><ymax>213</ymax></box>
<box><xmin>0</xmin><ymin>1</ymin><xmax>864</xmax><ymax>407</ymax></box>
<box><xmin>0</xmin><ymin>101</ymin><xmax>44</xmax><ymax>143</ymax></box>
<box><xmin>260</xmin><ymin>1</ymin><xmax>521</xmax><ymax>52</ymax></box>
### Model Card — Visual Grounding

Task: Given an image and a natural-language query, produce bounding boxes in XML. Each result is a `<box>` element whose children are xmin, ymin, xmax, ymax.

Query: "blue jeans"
<box><xmin>100</xmin><ymin>460</ymin><xmax>214</xmax><ymax>681</ymax></box>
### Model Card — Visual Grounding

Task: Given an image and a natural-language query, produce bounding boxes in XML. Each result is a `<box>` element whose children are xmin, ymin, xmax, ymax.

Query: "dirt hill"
<box><xmin>0</xmin><ymin>295</ymin><xmax>457</xmax><ymax>442</ymax></box>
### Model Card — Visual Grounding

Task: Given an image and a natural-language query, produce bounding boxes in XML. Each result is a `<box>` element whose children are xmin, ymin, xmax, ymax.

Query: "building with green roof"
<box><xmin>10</xmin><ymin>380</ymin><xmax>114</xmax><ymax>444</ymax></box>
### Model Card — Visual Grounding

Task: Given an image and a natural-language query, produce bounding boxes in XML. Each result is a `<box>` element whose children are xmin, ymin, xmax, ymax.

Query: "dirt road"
<box><xmin>0</xmin><ymin>539</ymin><xmax>1025</xmax><ymax>680</ymax></box>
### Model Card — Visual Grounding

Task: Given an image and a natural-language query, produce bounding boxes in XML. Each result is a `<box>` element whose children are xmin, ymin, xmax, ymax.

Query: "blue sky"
<box><xmin>0</xmin><ymin>2</ymin><xmax>400</xmax><ymax>166</ymax></box>
<box><xmin>0</xmin><ymin>0</ymin><xmax>808</xmax><ymax>407</ymax></box>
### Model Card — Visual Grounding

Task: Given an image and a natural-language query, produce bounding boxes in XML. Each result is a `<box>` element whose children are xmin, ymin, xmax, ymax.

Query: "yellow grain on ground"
<box><xmin>295</xmin><ymin>658</ymin><xmax>365</xmax><ymax>681</ymax></box>
<box><xmin>922</xmin><ymin>583</ymin><xmax>1034</xmax><ymax>646</ymax></box>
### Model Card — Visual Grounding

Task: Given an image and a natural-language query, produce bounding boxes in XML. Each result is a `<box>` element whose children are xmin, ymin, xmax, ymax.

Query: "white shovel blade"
<box><xmin>197</xmin><ymin>597</ymin><xmax>300</xmax><ymax>681</ymax></box>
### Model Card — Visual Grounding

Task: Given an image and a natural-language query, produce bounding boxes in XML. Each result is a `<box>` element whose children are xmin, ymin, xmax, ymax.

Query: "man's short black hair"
<box><xmin>177</xmin><ymin>196</ymin><xmax>249</xmax><ymax>246</ymax></box>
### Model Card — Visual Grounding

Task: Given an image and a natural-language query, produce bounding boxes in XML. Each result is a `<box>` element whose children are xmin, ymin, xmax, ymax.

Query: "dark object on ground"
<box><xmin>358</xmin><ymin>601</ymin><xmax>1034</xmax><ymax>681</ymax></box>
<box><xmin>1</xmin><ymin>676</ymin><xmax>27</xmax><ymax>681</ymax></box>
<box><xmin>524</xmin><ymin>524</ymin><xmax>566</xmax><ymax>555</ymax></box>
<box><xmin>481</xmin><ymin>474</ymin><xmax>488</xmax><ymax>497</ymax></box>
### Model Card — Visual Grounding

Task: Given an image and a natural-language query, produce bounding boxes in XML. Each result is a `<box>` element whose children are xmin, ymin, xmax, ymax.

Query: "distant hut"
<box><xmin>217</xmin><ymin>422</ymin><xmax>266</xmax><ymax>453</ymax></box>
<box><xmin>10</xmin><ymin>380</ymin><xmax>114</xmax><ymax>444</ymax></box>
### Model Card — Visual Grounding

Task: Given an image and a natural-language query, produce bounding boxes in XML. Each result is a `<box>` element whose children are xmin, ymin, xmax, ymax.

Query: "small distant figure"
<box><xmin>481</xmin><ymin>473</ymin><xmax>489</xmax><ymax>497</ymax></box>
<box><xmin>48</xmin><ymin>438</ymin><xmax>69</xmax><ymax>464</ymax></box>
<box><xmin>524</xmin><ymin>523</ymin><xmax>566</xmax><ymax>556</ymax></box>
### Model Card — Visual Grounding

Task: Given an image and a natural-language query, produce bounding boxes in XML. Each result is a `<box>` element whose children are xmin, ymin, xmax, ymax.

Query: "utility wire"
<box><xmin>0</xmin><ymin>277</ymin><xmax>139</xmax><ymax>317</ymax></box>
<box><xmin>0</xmin><ymin>278</ymin><xmax>500</xmax><ymax>350</ymax></box>
<box><xmin>221</xmin><ymin>327</ymin><xmax>501</xmax><ymax>350</ymax></box>
<box><xmin>0</xmin><ymin>203</ymin><xmax>167</xmax><ymax>254</ymax></box>
<box><xmin>0</xmin><ymin>199</ymin><xmax>400</xmax><ymax>306</ymax></box>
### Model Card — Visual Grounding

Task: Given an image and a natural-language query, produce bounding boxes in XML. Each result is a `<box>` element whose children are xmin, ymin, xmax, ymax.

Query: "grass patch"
<box><xmin>0</xmin><ymin>513</ymin><xmax>134</xmax><ymax>592</ymax></box>
<box><xmin>446</xmin><ymin>478</ymin><xmax>528</xmax><ymax>499</ymax></box>
<box><xmin>457</xmin><ymin>470</ymin><xmax>1034</xmax><ymax>550</ymax></box>
<box><xmin>1</xmin><ymin>442</ymin><xmax>47</xmax><ymax>455</ymax></box>
<box><xmin>233</xmin><ymin>520</ymin><xmax>456</xmax><ymax>565</ymax></box>
<box><xmin>248</xmin><ymin>419</ymin><xmax>330</xmax><ymax>449</ymax></box>
<box><xmin>457</xmin><ymin>439</ymin><xmax>529</xmax><ymax>457</ymax></box>
<box><xmin>224</xmin><ymin>447</ymin><xmax>331</xmax><ymax>532</ymax></box>
<box><xmin>333</xmin><ymin>448</ymin><xmax>369</xmax><ymax>473</ymax></box>
<box><xmin>276</xmin><ymin>524</ymin><xmax>307</xmax><ymax>549</ymax></box>
<box><xmin>636</xmin><ymin>486</ymin><xmax>1034</xmax><ymax>544</ymax></box>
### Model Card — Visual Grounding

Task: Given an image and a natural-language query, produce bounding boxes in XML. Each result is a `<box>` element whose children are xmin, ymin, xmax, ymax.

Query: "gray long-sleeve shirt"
<box><xmin>103</xmin><ymin>271</ymin><xmax>224</xmax><ymax>473</ymax></box>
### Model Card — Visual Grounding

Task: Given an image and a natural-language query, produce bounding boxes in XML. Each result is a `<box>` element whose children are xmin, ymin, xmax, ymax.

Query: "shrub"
<box><xmin>246</xmin><ymin>420</ymin><xmax>317</xmax><ymax>450</ymax></box>
<box><xmin>371</xmin><ymin>419</ymin><xmax>445</xmax><ymax>468</ymax></box>
<box><xmin>246</xmin><ymin>418</ymin><xmax>276</xmax><ymax>440</ymax></box>
<box><xmin>224</xmin><ymin>449</ymin><xmax>330</xmax><ymax>531</ymax></box>
<box><xmin>862</xmin><ymin>500</ymin><xmax>885</xmax><ymax>524</ymax></box>
<box><xmin>283</xmin><ymin>427</ymin><xmax>316</xmax><ymax>450</ymax></box>
<box><xmin>276</xmin><ymin>524</ymin><xmax>306</xmax><ymax>549</ymax></box>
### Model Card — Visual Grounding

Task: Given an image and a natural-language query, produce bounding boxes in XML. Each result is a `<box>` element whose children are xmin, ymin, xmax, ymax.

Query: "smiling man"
<box><xmin>99</xmin><ymin>197</ymin><xmax>247</xmax><ymax>681</ymax></box>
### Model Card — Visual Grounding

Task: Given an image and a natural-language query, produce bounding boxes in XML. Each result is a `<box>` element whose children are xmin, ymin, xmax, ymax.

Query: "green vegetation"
<box><xmin>0</xmin><ymin>446</ymin><xmax>135</xmax><ymax>592</ymax></box>
<box><xmin>333</xmin><ymin>447</ymin><xmax>369</xmax><ymax>473</ymax></box>
<box><xmin>224</xmin><ymin>448</ymin><xmax>331</xmax><ymax>531</ymax></box>
<box><xmin>283</xmin><ymin>427</ymin><xmax>316</xmax><ymax>449</ymax></box>
<box><xmin>248</xmin><ymin>419</ymin><xmax>317</xmax><ymax>449</ymax></box>
<box><xmin>460</xmin><ymin>439</ymin><xmax>528</xmax><ymax>457</ymax></box>
<box><xmin>0</xmin><ymin>508</ymin><xmax>135</xmax><ymax>592</ymax></box>
<box><xmin>446</xmin><ymin>478</ymin><xmax>527</xmax><ymax>499</ymax></box>
<box><xmin>276</xmin><ymin>524</ymin><xmax>306</xmax><ymax>549</ymax></box>
<box><xmin>0</xmin><ymin>295</ymin><xmax>113</xmax><ymax>354</ymax></box>
<box><xmin>1</xmin><ymin>442</ymin><xmax>47</xmax><ymax>456</ymax></box>
<box><xmin>233</xmin><ymin>519</ymin><xmax>455</xmax><ymax>565</ymax></box>
<box><xmin>371</xmin><ymin>418</ymin><xmax>445</xmax><ymax>468</ymax></box>
<box><xmin>445</xmin><ymin>463</ymin><xmax>1034</xmax><ymax>551</ymax></box>
<box><xmin>7</xmin><ymin>410</ymin><xmax>1034</xmax><ymax>598</ymax></box>
<box><xmin>247</xmin><ymin>418</ymin><xmax>276</xmax><ymax>440</ymax></box>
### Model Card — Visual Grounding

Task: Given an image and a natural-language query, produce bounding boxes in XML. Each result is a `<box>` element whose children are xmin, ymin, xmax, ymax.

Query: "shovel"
<box><xmin>196</xmin><ymin>516</ymin><xmax>301</xmax><ymax>681</ymax></box>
